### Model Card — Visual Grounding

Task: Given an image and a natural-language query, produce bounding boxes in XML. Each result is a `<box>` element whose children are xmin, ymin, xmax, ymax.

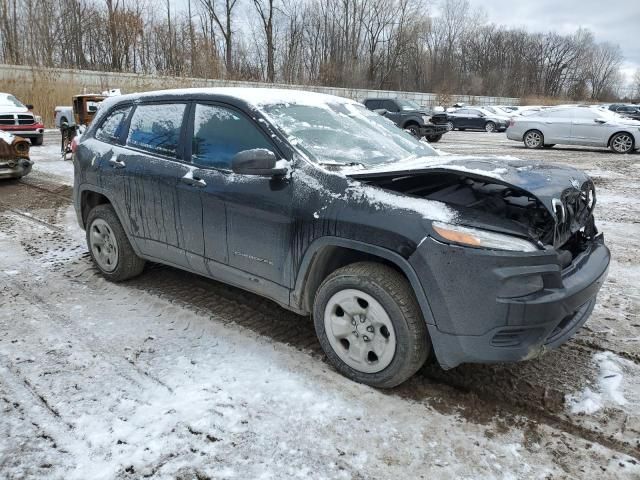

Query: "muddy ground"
<box><xmin>0</xmin><ymin>130</ymin><xmax>638</xmax><ymax>479</ymax></box>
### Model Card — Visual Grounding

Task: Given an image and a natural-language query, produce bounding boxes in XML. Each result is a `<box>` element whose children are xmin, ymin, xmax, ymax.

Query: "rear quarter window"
<box><xmin>126</xmin><ymin>103</ymin><xmax>186</xmax><ymax>157</ymax></box>
<box><xmin>95</xmin><ymin>106</ymin><xmax>131</xmax><ymax>144</ymax></box>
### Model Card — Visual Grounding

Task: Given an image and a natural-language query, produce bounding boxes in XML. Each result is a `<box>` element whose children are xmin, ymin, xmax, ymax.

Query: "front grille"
<box><xmin>0</xmin><ymin>114</ymin><xmax>14</xmax><ymax>125</ymax></box>
<box><xmin>554</xmin><ymin>180</ymin><xmax>595</xmax><ymax>248</ymax></box>
<box><xmin>17</xmin><ymin>114</ymin><xmax>34</xmax><ymax>125</ymax></box>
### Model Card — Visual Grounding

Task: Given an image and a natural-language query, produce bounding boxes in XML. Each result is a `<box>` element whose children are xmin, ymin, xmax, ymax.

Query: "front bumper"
<box><xmin>0</xmin><ymin>125</ymin><xmax>45</xmax><ymax>138</ymax></box>
<box><xmin>409</xmin><ymin>235</ymin><xmax>609</xmax><ymax>369</ymax></box>
<box><xmin>0</xmin><ymin>159</ymin><xmax>33</xmax><ymax>179</ymax></box>
<box><xmin>419</xmin><ymin>124</ymin><xmax>449</xmax><ymax>137</ymax></box>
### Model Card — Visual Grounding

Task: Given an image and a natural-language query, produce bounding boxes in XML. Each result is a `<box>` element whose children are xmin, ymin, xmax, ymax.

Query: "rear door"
<box><xmin>537</xmin><ymin>109</ymin><xmax>573</xmax><ymax>144</ymax></box>
<box><xmin>119</xmin><ymin>102</ymin><xmax>196</xmax><ymax>268</ymax></box>
<box><xmin>381</xmin><ymin>100</ymin><xmax>402</xmax><ymax>125</ymax></box>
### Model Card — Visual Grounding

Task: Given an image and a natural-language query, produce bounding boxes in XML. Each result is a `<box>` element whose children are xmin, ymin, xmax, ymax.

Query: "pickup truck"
<box><xmin>54</xmin><ymin>94</ymin><xmax>107</xmax><ymax>129</ymax></box>
<box><xmin>363</xmin><ymin>98</ymin><xmax>449</xmax><ymax>142</ymax></box>
<box><xmin>0</xmin><ymin>92</ymin><xmax>45</xmax><ymax>145</ymax></box>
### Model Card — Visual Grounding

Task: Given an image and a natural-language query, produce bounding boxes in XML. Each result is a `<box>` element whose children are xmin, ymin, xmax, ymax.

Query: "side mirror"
<box><xmin>26</xmin><ymin>104</ymin><xmax>34</xmax><ymax>110</ymax></box>
<box><xmin>231</xmin><ymin>149</ymin><xmax>286</xmax><ymax>176</ymax></box>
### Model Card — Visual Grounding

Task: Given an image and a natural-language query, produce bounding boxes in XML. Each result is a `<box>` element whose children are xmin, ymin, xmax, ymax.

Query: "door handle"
<box><xmin>181</xmin><ymin>172</ymin><xmax>207</xmax><ymax>188</ymax></box>
<box><xmin>108</xmin><ymin>155</ymin><xmax>126</xmax><ymax>168</ymax></box>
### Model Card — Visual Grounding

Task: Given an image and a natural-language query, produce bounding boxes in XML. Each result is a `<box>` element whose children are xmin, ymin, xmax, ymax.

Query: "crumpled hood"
<box><xmin>345</xmin><ymin>155</ymin><xmax>593</xmax><ymax>217</ymax></box>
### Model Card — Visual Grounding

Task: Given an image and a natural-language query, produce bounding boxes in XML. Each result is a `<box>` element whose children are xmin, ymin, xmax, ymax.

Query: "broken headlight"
<box><xmin>432</xmin><ymin>222</ymin><xmax>540</xmax><ymax>252</ymax></box>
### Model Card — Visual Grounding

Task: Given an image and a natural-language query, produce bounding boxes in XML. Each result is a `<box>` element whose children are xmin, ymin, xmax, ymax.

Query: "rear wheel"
<box><xmin>485</xmin><ymin>121</ymin><xmax>496</xmax><ymax>133</ymax></box>
<box><xmin>86</xmin><ymin>204</ymin><xmax>145</xmax><ymax>281</ymax></box>
<box><xmin>524</xmin><ymin>129</ymin><xmax>544</xmax><ymax>149</ymax></box>
<box><xmin>610</xmin><ymin>132</ymin><xmax>634</xmax><ymax>154</ymax></box>
<box><xmin>405</xmin><ymin>124</ymin><xmax>421</xmax><ymax>138</ymax></box>
<box><xmin>313</xmin><ymin>262</ymin><xmax>430</xmax><ymax>388</ymax></box>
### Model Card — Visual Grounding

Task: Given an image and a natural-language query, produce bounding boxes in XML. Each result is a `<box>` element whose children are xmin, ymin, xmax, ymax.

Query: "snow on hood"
<box><xmin>0</xmin><ymin>130</ymin><xmax>15</xmax><ymax>143</ymax></box>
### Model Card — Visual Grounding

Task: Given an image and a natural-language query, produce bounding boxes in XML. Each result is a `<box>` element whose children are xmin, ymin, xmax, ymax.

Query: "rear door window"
<box><xmin>126</xmin><ymin>103</ymin><xmax>186</xmax><ymax>157</ymax></box>
<box><xmin>95</xmin><ymin>106</ymin><xmax>131</xmax><ymax>144</ymax></box>
<box><xmin>191</xmin><ymin>104</ymin><xmax>274</xmax><ymax>170</ymax></box>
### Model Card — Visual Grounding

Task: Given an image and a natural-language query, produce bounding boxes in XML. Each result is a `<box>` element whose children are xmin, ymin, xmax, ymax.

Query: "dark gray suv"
<box><xmin>73</xmin><ymin>88</ymin><xmax>610</xmax><ymax>388</ymax></box>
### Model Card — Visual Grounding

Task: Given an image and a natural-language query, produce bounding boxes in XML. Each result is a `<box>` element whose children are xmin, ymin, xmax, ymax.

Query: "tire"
<box><xmin>485</xmin><ymin>121</ymin><xmax>496</xmax><ymax>133</ymax></box>
<box><xmin>426</xmin><ymin>134</ymin><xmax>442</xmax><ymax>143</ymax></box>
<box><xmin>446</xmin><ymin>121</ymin><xmax>454</xmax><ymax>131</ymax></box>
<box><xmin>405</xmin><ymin>124</ymin><xmax>421</xmax><ymax>138</ymax></box>
<box><xmin>86</xmin><ymin>204</ymin><xmax>145</xmax><ymax>282</ymax></box>
<box><xmin>610</xmin><ymin>132</ymin><xmax>634</xmax><ymax>154</ymax></box>
<box><xmin>523</xmin><ymin>129</ymin><xmax>544</xmax><ymax>149</ymax></box>
<box><xmin>30</xmin><ymin>135</ymin><xmax>43</xmax><ymax>146</ymax></box>
<box><xmin>543</xmin><ymin>144</ymin><xmax>555</xmax><ymax>148</ymax></box>
<box><xmin>313</xmin><ymin>261</ymin><xmax>431</xmax><ymax>388</ymax></box>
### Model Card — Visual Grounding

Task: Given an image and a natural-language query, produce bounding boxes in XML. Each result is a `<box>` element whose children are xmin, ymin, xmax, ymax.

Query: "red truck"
<box><xmin>0</xmin><ymin>92</ymin><xmax>45</xmax><ymax>145</ymax></box>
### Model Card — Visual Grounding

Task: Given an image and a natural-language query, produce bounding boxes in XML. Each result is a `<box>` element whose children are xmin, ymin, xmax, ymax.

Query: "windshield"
<box><xmin>396</xmin><ymin>99</ymin><xmax>421</xmax><ymax>111</ymax></box>
<box><xmin>0</xmin><ymin>94</ymin><xmax>26</xmax><ymax>108</ymax></box>
<box><xmin>262</xmin><ymin>101</ymin><xmax>438</xmax><ymax>166</ymax></box>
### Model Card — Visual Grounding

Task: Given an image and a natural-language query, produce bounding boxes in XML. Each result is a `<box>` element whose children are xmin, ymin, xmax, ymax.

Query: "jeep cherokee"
<box><xmin>73</xmin><ymin>88</ymin><xmax>610</xmax><ymax>388</ymax></box>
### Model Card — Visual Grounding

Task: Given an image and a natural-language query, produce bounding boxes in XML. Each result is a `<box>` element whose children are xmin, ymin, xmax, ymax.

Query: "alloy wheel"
<box><xmin>524</xmin><ymin>131</ymin><xmax>542</xmax><ymax>148</ymax></box>
<box><xmin>612</xmin><ymin>134</ymin><xmax>633</xmax><ymax>153</ymax></box>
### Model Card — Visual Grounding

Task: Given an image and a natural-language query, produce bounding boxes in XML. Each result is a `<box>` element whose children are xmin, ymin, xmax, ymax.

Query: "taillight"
<box><xmin>71</xmin><ymin>135</ymin><xmax>79</xmax><ymax>153</ymax></box>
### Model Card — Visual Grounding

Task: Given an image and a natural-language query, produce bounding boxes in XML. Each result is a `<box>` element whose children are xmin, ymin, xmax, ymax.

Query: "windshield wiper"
<box><xmin>318</xmin><ymin>161</ymin><xmax>366</xmax><ymax>167</ymax></box>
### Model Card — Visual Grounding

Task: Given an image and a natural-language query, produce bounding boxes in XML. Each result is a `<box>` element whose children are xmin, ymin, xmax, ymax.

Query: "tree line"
<box><xmin>0</xmin><ymin>0</ymin><xmax>632</xmax><ymax>100</ymax></box>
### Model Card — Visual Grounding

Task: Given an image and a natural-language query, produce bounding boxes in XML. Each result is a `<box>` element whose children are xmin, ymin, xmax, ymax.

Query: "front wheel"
<box><xmin>30</xmin><ymin>135</ymin><xmax>43</xmax><ymax>146</ymax></box>
<box><xmin>313</xmin><ymin>262</ymin><xmax>431</xmax><ymax>388</ymax></box>
<box><xmin>426</xmin><ymin>134</ymin><xmax>442</xmax><ymax>143</ymax></box>
<box><xmin>485</xmin><ymin>121</ymin><xmax>496</xmax><ymax>133</ymax></box>
<box><xmin>610</xmin><ymin>132</ymin><xmax>634</xmax><ymax>154</ymax></box>
<box><xmin>405</xmin><ymin>124</ymin><xmax>421</xmax><ymax>138</ymax></box>
<box><xmin>524</xmin><ymin>130</ymin><xmax>544</xmax><ymax>149</ymax></box>
<box><xmin>86</xmin><ymin>204</ymin><xmax>145</xmax><ymax>281</ymax></box>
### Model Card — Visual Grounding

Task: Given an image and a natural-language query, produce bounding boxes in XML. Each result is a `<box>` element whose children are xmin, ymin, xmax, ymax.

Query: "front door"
<box><xmin>570</xmin><ymin>109</ymin><xmax>608</xmax><ymax>146</ymax></box>
<box><xmin>188</xmin><ymin>102</ymin><xmax>294</xmax><ymax>288</ymax></box>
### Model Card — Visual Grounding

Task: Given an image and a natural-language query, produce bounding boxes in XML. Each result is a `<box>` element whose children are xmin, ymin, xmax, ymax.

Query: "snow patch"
<box><xmin>567</xmin><ymin>352</ymin><xmax>629</xmax><ymax>414</ymax></box>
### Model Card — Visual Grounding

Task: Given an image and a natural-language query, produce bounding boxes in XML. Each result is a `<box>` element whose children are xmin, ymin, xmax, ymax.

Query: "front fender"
<box><xmin>290</xmin><ymin>236</ymin><xmax>436</xmax><ymax>325</ymax></box>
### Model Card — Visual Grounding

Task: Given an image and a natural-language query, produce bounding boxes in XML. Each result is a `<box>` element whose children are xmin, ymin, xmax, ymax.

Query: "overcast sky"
<box><xmin>465</xmin><ymin>0</ymin><xmax>640</xmax><ymax>84</ymax></box>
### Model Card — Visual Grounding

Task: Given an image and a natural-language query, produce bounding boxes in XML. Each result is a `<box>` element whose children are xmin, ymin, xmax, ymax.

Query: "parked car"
<box><xmin>74</xmin><ymin>88</ymin><xmax>609</xmax><ymax>388</ymax></box>
<box><xmin>363</xmin><ymin>98</ymin><xmax>448</xmax><ymax>142</ymax></box>
<box><xmin>446</xmin><ymin>107</ymin><xmax>508</xmax><ymax>132</ymax></box>
<box><xmin>0</xmin><ymin>131</ymin><xmax>32</xmax><ymax>179</ymax></box>
<box><xmin>55</xmin><ymin>94</ymin><xmax>107</xmax><ymax>129</ymax></box>
<box><xmin>0</xmin><ymin>93</ymin><xmax>45</xmax><ymax>145</ymax></box>
<box><xmin>507</xmin><ymin>106</ymin><xmax>640</xmax><ymax>154</ymax></box>
<box><xmin>606</xmin><ymin>104</ymin><xmax>640</xmax><ymax>121</ymax></box>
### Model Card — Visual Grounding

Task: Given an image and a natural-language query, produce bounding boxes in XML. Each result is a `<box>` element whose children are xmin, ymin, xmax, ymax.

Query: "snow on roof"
<box><xmin>106</xmin><ymin>87</ymin><xmax>357</xmax><ymax>109</ymax></box>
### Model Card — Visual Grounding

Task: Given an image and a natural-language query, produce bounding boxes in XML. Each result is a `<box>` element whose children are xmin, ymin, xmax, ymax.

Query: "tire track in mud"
<box><xmin>4</xmin><ymin>172</ymin><xmax>640</xmax><ymax>460</ymax></box>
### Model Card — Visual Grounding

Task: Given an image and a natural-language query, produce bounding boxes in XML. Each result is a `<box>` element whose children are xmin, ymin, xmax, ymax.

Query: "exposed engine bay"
<box><xmin>357</xmin><ymin>171</ymin><xmax>598</xmax><ymax>259</ymax></box>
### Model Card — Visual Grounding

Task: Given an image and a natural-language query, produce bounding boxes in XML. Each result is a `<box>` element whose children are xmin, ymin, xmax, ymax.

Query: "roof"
<box><xmin>103</xmin><ymin>87</ymin><xmax>357</xmax><ymax>110</ymax></box>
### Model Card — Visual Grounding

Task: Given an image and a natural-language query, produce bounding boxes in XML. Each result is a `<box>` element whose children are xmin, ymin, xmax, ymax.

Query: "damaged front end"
<box><xmin>0</xmin><ymin>132</ymin><xmax>32</xmax><ymax>180</ymax></box>
<box><xmin>348</xmin><ymin>157</ymin><xmax>600</xmax><ymax>262</ymax></box>
<box><xmin>347</xmin><ymin>156</ymin><xmax>609</xmax><ymax>369</ymax></box>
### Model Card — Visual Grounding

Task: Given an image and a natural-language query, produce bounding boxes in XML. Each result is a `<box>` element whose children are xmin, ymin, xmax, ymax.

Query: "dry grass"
<box><xmin>519</xmin><ymin>96</ymin><xmax>600</xmax><ymax>106</ymax></box>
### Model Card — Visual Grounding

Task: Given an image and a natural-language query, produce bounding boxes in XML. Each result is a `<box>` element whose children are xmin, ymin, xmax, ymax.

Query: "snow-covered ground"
<box><xmin>1</xmin><ymin>131</ymin><xmax>639</xmax><ymax>478</ymax></box>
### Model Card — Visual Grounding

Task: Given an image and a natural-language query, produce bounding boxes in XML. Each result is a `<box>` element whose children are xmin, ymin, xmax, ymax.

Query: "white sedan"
<box><xmin>506</xmin><ymin>106</ymin><xmax>640</xmax><ymax>154</ymax></box>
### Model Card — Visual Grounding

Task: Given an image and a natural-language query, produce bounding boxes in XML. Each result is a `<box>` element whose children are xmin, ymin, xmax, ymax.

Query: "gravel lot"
<box><xmin>0</xmin><ymin>130</ymin><xmax>639</xmax><ymax>479</ymax></box>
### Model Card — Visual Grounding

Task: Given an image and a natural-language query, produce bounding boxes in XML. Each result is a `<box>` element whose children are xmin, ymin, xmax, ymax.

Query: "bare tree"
<box><xmin>199</xmin><ymin>0</ymin><xmax>239</xmax><ymax>75</ymax></box>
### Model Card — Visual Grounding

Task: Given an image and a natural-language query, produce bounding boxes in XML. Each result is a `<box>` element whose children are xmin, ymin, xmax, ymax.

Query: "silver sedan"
<box><xmin>506</xmin><ymin>106</ymin><xmax>640</xmax><ymax>154</ymax></box>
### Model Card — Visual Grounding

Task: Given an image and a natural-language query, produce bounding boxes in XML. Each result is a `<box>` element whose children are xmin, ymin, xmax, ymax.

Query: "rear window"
<box><xmin>95</xmin><ymin>106</ymin><xmax>131</xmax><ymax>144</ymax></box>
<box><xmin>126</xmin><ymin>103</ymin><xmax>186</xmax><ymax>157</ymax></box>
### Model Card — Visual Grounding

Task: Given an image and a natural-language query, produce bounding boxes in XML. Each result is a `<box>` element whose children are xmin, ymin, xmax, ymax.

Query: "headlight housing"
<box><xmin>35</xmin><ymin>115</ymin><xmax>42</xmax><ymax>123</ymax></box>
<box><xmin>421</xmin><ymin>115</ymin><xmax>431</xmax><ymax>124</ymax></box>
<box><xmin>432</xmin><ymin>222</ymin><xmax>539</xmax><ymax>252</ymax></box>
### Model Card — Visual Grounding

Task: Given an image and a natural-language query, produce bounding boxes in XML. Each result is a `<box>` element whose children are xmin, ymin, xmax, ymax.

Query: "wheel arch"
<box><xmin>291</xmin><ymin>237</ymin><xmax>435</xmax><ymax>325</ymax></box>
<box><xmin>608</xmin><ymin>130</ymin><xmax>636</xmax><ymax>147</ymax></box>
<box><xmin>401</xmin><ymin>118</ymin><xmax>421</xmax><ymax>129</ymax></box>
